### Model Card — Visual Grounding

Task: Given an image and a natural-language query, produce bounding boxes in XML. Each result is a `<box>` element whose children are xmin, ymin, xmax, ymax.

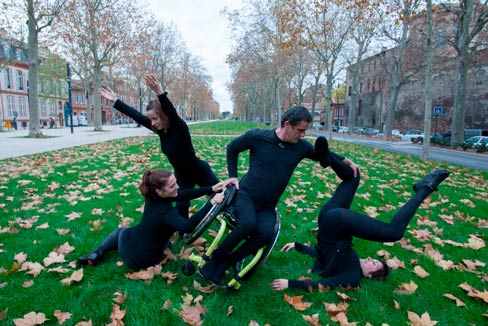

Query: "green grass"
<box><xmin>0</xmin><ymin>121</ymin><xmax>486</xmax><ymax>325</ymax></box>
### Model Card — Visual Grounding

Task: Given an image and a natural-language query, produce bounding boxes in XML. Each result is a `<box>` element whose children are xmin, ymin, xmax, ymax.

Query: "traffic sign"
<box><xmin>433</xmin><ymin>106</ymin><xmax>442</xmax><ymax>116</ymax></box>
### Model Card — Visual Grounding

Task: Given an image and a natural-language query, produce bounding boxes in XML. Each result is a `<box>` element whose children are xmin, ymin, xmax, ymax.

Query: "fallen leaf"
<box><xmin>13</xmin><ymin>311</ymin><xmax>49</xmax><ymax>325</ymax></box>
<box><xmin>61</xmin><ymin>268</ymin><xmax>83</xmax><ymax>285</ymax></box>
<box><xmin>303</xmin><ymin>313</ymin><xmax>321</xmax><ymax>326</ymax></box>
<box><xmin>113</xmin><ymin>290</ymin><xmax>126</xmax><ymax>304</ymax></box>
<box><xmin>394</xmin><ymin>280</ymin><xmax>418</xmax><ymax>294</ymax></box>
<box><xmin>284</xmin><ymin>293</ymin><xmax>313</xmax><ymax>311</ymax></box>
<box><xmin>175</xmin><ymin>302</ymin><xmax>205</xmax><ymax>326</ymax></box>
<box><xmin>193</xmin><ymin>280</ymin><xmax>215</xmax><ymax>293</ymax></box>
<box><xmin>407</xmin><ymin>311</ymin><xmax>438</xmax><ymax>326</ymax></box>
<box><xmin>53</xmin><ymin>310</ymin><xmax>72</xmax><ymax>324</ymax></box>
<box><xmin>443</xmin><ymin>294</ymin><xmax>466</xmax><ymax>307</ymax></box>
<box><xmin>413</xmin><ymin>265</ymin><xmax>429</xmax><ymax>278</ymax></box>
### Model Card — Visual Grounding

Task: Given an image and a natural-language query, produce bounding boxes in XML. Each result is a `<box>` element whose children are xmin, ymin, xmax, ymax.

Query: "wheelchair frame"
<box><xmin>181</xmin><ymin>186</ymin><xmax>281</xmax><ymax>290</ymax></box>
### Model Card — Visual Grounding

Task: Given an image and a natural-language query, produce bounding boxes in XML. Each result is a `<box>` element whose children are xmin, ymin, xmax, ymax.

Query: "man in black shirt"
<box><xmin>200</xmin><ymin>106</ymin><xmax>360</xmax><ymax>285</ymax></box>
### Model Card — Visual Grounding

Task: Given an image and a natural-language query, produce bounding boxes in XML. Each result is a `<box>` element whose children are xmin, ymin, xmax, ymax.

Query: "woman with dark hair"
<box><xmin>99</xmin><ymin>74</ymin><xmax>219</xmax><ymax>218</ymax></box>
<box><xmin>77</xmin><ymin>169</ymin><xmax>234</xmax><ymax>271</ymax></box>
<box><xmin>271</xmin><ymin>169</ymin><xmax>449</xmax><ymax>291</ymax></box>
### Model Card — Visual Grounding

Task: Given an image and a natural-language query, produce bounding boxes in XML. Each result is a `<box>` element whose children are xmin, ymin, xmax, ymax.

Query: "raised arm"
<box><xmin>98</xmin><ymin>87</ymin><xmax>151</xmax><ymax>129</ymax></box>
<box><xmin>145</xmin><ymin>74</ymin><xmax>180</xmax><ymax>123</ymax></box>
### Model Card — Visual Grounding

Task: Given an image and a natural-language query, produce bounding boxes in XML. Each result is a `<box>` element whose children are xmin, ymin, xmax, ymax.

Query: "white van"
<box><xmin>75</xmin><ymin>112</ymin><xmax>88</xmax><ymax>126</ymax></box>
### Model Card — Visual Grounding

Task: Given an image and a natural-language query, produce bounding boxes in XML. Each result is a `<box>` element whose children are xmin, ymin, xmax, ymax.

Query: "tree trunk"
<box><xmin>27</xmin><ymin>0</ymin><xmax>42</xmax><ymax>137</ymax></box>
<box><xmin>422</xmin><ymin>0</ymin><xmax>433</xmax><ymax>160</ymax></box>
<box><xmin>451</xmin><ymin>0</ymin><xmax>473</xmax><ymax>147</ymax></box>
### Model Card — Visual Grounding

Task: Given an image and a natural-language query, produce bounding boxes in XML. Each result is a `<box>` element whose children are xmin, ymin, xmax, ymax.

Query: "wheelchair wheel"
<box><xmin>182</xmin><ymin>185</ymin><xmax>237</xmax><ymax>245</ymax></box>
<box><xmin>233</xmin><ymin>212</ymin><xmax>281</xmax><ymax>279</ymax></box>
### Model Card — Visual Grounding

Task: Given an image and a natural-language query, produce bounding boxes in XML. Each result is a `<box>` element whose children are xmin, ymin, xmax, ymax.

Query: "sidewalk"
<box><xmin>0</xmin><ymin>124</ymin><xmax>153</xmax><ymax>160</ymax></box>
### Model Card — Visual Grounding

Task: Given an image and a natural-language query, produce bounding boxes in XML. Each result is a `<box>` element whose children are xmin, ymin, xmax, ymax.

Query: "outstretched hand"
<box><xmin>280</xmin><ymin>242</ymin><xmax>295</xmax><ymax>252</ymax></box>
<box><xmin>145</xmin><ymin>74</ymin><xmax>164</xmax><ymax>95</ymax></box>
<box><xmin>212</xmin><ymin>178</ymin><xmax>239</xmax><ymax>192</ymax></box>
<box><xmin>271</xmin><ymin>279</ymin><xmax>289</xmax><ymax>291</ymax></box>
<box><xmin>99</xmin><ymin>87</ymin><xmax>117</xmax><ymax>102</ymax></box>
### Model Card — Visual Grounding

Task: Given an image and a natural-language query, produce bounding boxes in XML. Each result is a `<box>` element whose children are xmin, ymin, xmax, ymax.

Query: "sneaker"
<box><xmin>314</xmin><ymin>136</ymin><xmax>330</xmax><ymax>168</ymax></box>
<box><xmin>78</xmin><ymin>250</ymin><xmax>103</xmax><ymax>266</ymax></box>
<box><xmin>413</xmin><ymin>169</ymin><xmax>450</xmax><ymax>193</ymax></box>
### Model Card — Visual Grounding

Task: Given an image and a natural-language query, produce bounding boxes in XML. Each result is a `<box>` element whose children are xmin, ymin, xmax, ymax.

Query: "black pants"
<box><xmin>318</xmin><ymin>174</ymin><xmax>432</xmax><ymax>244</ymax></box>
<box><xmin>175</xmin><ymin>159</ymin><xmax>219</xmax><ymax>218</ymax></box>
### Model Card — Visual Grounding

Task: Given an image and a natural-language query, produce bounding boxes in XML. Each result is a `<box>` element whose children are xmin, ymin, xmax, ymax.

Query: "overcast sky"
<box><xmin>146</xmin><ymin>0</ymin><xmax>244</xmax><ymax>113</ymax></box>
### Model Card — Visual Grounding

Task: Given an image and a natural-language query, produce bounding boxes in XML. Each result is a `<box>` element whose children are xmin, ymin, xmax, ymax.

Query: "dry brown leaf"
<box><xmin>394</xmin><ymin>280</ymin><xmax>418</xmax><ymax>294</ymax></box>
<box><xmin>443</xmin><ymin>293</ymin><xmax>466</xmax><ymax>307</ymax></box>
<box><xmin>175</xmin><ymin>303</ymin><xmax>205</xmax><ymax>326</ymax></box>
<box><xmin>113</xmin><ymin>290</ymin><xmax>126</xmax><ymax>304</ymax></box>
<box><xmin>459</xmin><ymin>282</ymin><xmax>488</xmax><ymax>303</ymax></box>
<box><xmin>387</xmin><ymin>257</ymin><xmax>405</xmax><ymax>270</ymax></box>
<box><xmin>303</xmin><ymin>313</ymin><xmax>321</xmax><ymax>326</ymax></box>
<box><xmin>14</xmin><ymin>252</ymin><xmax>27</xmax><ymax>264</ymax></box>
<box><xmin>161</xmin><ymin>271</ymin><xmax>178</xmax><ymax>285</ymax></box>
<box><xmin>61</xmin><ymin>268</ymin><xmax>83</xmax><ymax>285</ymax></box>
<box><xmin>466</xmin><ymin>234</ymin><xmax>485</xmax><ymax>250</ymax></box>
<box><xmin>462</xmin><ymin>259</ymin><xmax>485</xmax><ymax>271</ymax></box>
<box><xmin>227</xmin><ymin>305</ymin><xmax>233</xmax><ymax>316</ymax></box>
<box><xmin>394</xmin><ymin>300</ymin><xmax>400</xmax><ymax>310</ymax></box>
<box><xmin>125</xmin><ymin>265</ymin><xmax>160</xmax><ymax>280</ymax></box>
<box><xmin>74</xmin><ymin>319</ymin><xmax>92</xmax><ymax>325</ymax></box>
<box><xmin>65</xmin><ymin>212</ymin><xmax>82</xmax><ymax>221</ymax></box>
<box><xmin>193</xmin><ymin>280</ymin><xmax>215</xmax><ymax>293</ymax></box>
<box><xmin>249</xmin><ymin>321</ymin><xmax>260</xmax><ymax>326</ymax></box>
<box><xmin>22</xmin><ymin>280</ymin><xmax>34</xmax><ymax>288</ymax></box>
<box><xmin>161</xmin><ymin>300</ymin><xmax>172</xmax><ymax>311</ymax></box>
<box><xmin>109</xmin><ymin>304</ymin><xmax>126</xmax><ymax>322</ymax></box>
<box><xmin>284</xmin><ymin>293</ymin><xmax>313</xmax><ymax>311</ymax></box>
<box><xmin>43</xmin><ymin>252</ymin><xmax>66</xmax><ymax>267</ymax></box>
<box><xmin>0</xmin><ymin>308</ymin><xmax>8</xmax><ymax>321</ymax></box>
<box><xmin>413</xmin><ymin>265</ymin><xmax>430</xmax><ymax>278</ymax></box>
<box><xmin>21</xmin><ymin>262</ymin><xmax>44</xmax><ymax>277</ymax></box>
<box><xmin>407</xmin><ymin>311</ymin><xmax>438</xmax><ymax>326</ymax></box>
<box><xmin>53</xmin><ymin>310</ymin><xmax>72</xmax><ymax>324</ymax></box>
<box><xmin>56</xmin><ymin>242</ymin><xmax>75</xmax><ymax>255</ymax></box>
<box><xmin>35</xmin><ymin>222</ymin><xmax>49</xmax><ymax>230</ymax></box>
<box><xmin>13</xmin><ymin>311</ymin><xmax>49</xmax><ymax>325</ymax></box>
<box><xmin>181</xmin><ymin>293</ymin><xmax>194</xmax><ymax>306</ymax></box>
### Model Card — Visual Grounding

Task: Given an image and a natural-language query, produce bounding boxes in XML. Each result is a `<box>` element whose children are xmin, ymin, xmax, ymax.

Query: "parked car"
<box><xmin>412</xmin><ymin>132</ymin><xmax>443</xmax><ymax>143</ymax></box>
<box><xmin>463</xmin><ymin>136</ymin><xmax>488</xmax><ymax>148</ymax></box>
<box><xmin>313</xmin><ymin>123</ymin><xmax>324</xmax><ymax>130</ymax></box>
<box><xmin>353</xmin><ymin>127</ymin><xmax>364</xmax><ymax>134</ymax></box>
<box><xmin>400</xmin><ymin>130</ymin><xmax>424</xmax><ymax>141</ymax></box>
<box><xmin>363</xmin><ymin>128</ymin><xmax>380</xmax><ymax>136</ymax></box>
<box><xmin>338</xmin><ymin>126</ymin><xmax>349</xmax><ymax>133</ymax></box>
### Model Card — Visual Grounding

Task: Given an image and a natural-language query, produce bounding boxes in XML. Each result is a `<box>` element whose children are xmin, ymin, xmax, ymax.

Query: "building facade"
<box><xmin>345</xmin><ymin>6</ymin><xmax>488</xmax><ymax>132</ymax></box>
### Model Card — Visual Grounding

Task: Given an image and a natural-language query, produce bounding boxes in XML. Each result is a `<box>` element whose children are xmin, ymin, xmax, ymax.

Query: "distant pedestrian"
<box><xmin>99</xmin><ymin>74</ymin><xmax>219</xmax><ymax>218</ymax></box>
<box><xmin>13</xmin><ymin>110</ymin><xmax>18</xmax><ymax>130</ymax></box>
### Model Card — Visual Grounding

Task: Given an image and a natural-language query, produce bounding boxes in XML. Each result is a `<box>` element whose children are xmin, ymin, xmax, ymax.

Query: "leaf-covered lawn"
<box><xmin>0</xmin><ymin>122</ymin><xmax>486</xmax><ymax>325</ymax></box>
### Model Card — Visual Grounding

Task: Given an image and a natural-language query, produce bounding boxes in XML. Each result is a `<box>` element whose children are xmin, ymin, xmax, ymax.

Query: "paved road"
<box><xmin>309</xmin><ymin>130</ymin><xmax>488</xmax><ymax>172</ymax></box>
<box><xmin>0</xmin><ymin>124</ymin><xmax>152</xmax><ymax>160</ymax></box>
<box><xmin>1</xmin><ymin>125</ymin><xmax>486</xmax><ymax>171</ymax></box>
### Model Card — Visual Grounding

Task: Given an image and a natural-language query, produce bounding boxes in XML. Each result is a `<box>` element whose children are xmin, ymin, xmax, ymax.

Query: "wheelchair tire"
<box><xmin>233</xmin><ymin>212</ymin><xmax>281</xmax><ymax>279</ymax></box>
<box><xmin>182</xmin><ymin>185</ymin><xmax>237</xmax><ymax>245</ymax></box>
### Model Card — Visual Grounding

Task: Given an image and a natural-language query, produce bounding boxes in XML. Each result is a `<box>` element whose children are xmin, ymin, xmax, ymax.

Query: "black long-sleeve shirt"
<box><xmin>113</xmin><ymin>94</ymin><xmax>201</xmax><ymax>177</ymax></box>
<box><xmin>226</xmin><ymin>128</ymin><xmax>345</xmax><ymax>209</ymax></box>
<box><xmin>119</xmin><ymin>187</ymin><xmax>214</xmax><ymax>269</ymax></box>
<box><xmin>288</xmin><ymin>240</ymin><xmax>361</xmax><ymax>291</ymax></box>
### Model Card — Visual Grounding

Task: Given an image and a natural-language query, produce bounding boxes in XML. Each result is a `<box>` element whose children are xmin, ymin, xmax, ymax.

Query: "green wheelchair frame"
<box><xmin>181</xmin><ymin>185</ymin><xmax>281</xmax><ymax>290</ymax></box>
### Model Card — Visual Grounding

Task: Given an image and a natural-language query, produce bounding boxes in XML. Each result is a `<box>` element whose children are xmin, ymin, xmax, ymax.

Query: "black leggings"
<box><xmin>175</xmin><ymin>159</ymin><xmax>219</xmax><ymax>218</ymax></box>
<box><xmin>318</xmin><ymin>175</ymin><xmax>433</xmax><ymax>244</ymax></box>
<box><xmin>95</xmin><ymin>227</ymin><xmax>127</xmax><ymax>255</ymax></box>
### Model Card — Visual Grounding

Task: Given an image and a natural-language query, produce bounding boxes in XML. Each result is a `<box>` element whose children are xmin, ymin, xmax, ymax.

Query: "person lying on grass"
<box><xmin>99</xmin><ymin>74</ymin><xmax>219</xmax><ymax>219</ymax></box>
<box><xmin>78</xmin><ymin>168</ymin><xmax>236</xmax><ymax>271</ymax></box>
<box><xmin>271</xmin><ymin>169</ymin><xmax>449</xmax><ymax>291</ymax></box>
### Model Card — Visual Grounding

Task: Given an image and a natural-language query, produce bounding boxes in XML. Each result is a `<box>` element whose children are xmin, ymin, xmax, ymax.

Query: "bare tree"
<box><xmin>441</xmin><ymin>0</ymin><xmax>488</xmax><ymax>146</ymax></box>
<box><xmin>25</xmin><ymin>0</ymin><xmax>67</xmax><ymax>137</ymax></box>
<box><xmin>422</xmin><ymin>0</ymin><xmax>434</xmax><ymax>160</ymax></box>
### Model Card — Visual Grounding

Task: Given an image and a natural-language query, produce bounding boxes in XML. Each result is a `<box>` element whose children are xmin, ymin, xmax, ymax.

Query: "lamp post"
<box><xmin>66</xmin><ymin>63</ymin><xmax>73</xmax><ymax>134</ymax></box>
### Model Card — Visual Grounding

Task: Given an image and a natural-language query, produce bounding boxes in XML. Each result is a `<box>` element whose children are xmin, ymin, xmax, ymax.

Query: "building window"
<box><xmin>50</xmin><ymin>101</ymin><xmax>56</xmax><ymax>116</ymax></box>
<box><xmin>40</xmin><ymin>100</ymin><xmax>47</xmax><ymax>117</ymax></box>
<box><xmin>4</xmin><ymin>69</ymin><xmax>12</xmax><ymax>89</ymax></box>
<box><xmin>19</xmin><ymin>97</ymin><xmax>27</xmax><ymax>117</ymax></box>
<box><xmin>16</xmin><ymin>70</ymin><xmax>24</xmax><ymax>90</ymax></box>
<box><xmin>7</xmin><ymin>96</ymin><xmax>15</xmax><ymax>116</ymax></box>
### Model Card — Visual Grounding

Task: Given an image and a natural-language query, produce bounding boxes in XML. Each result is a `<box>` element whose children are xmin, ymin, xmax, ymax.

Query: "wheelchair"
<box><xmin>181</xmin><ymin>185</ymin><xmax>281</xmax><ymax>290</ymax></box>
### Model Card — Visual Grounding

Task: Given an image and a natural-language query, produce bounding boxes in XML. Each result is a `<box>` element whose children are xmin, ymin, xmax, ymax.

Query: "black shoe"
<box><xmin>413</xmin><ymin>169</ymin><xmax>450</xmax><ymax>193</ymax></box>
<box><xmin>78</xmin><ymin>250</ymin><xmax>103</xmax><ymax>266</ymax></box>
<box><xmin>199</xmin><ymin>260</ymin><xmax>223</xmax><ymax>286</ymax></box>
<box><xmin>315</xmin><ymin>136</ymin><xmax>330</xmax><ymax>168</ymax></box>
